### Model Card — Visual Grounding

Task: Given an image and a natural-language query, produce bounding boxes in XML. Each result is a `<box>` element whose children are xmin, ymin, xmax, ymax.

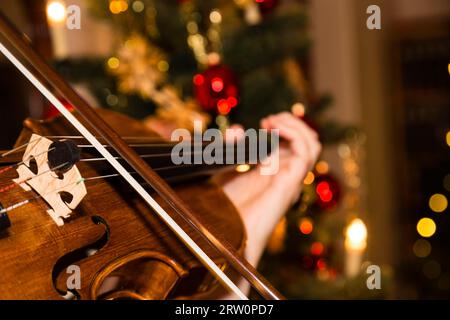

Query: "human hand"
<box><xmin>218</xmin><ymin>112</ymin><xmax>321</xmax><ymax>266</ymax></box>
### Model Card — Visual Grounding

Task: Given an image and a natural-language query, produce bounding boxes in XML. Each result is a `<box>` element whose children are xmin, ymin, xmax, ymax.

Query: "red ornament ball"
<box><xmin>193</xmin><ymin>65</ymin><xmax>239</xmax><ymax>115</ymax></box>
<box><xmin>255</xmin><ymin>0</ymin><xmax>279</xmax><ymax>15</ymax></box>
<box><xmin>314</xmin><ymin>173</ymin><xmax>340</xmax><ymax>211</ymax></box>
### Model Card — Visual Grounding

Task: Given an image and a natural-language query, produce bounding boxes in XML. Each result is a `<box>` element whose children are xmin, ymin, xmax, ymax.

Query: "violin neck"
<box><xmin>90</xmin><ymin>137</ymin><xmax>274</xmax><ymax>184</ymax></box>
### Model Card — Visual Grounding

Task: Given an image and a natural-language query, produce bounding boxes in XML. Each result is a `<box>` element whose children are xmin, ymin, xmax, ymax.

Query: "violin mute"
<box><xmin>0</xmin><ymin>209</ymin><xmax>11</xmax><ymax>231</ymax></box>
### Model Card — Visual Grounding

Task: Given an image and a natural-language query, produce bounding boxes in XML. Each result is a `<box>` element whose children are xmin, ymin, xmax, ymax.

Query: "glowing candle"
<box><xmin>345</xmin><ymin>218</ymin><xmax>367</xmax><ymax>277</ymax></box>
<box><xmin>46</xmin><ymin>1</ymin><xmax>68</xmax><ymax>58</ymax></box>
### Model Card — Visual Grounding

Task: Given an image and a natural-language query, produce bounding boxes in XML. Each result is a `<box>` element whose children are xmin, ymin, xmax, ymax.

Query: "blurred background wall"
<box><xmin>310</xmin><ymin>0</ymin><xmax>450</xmax><ymax>297</ymax></box>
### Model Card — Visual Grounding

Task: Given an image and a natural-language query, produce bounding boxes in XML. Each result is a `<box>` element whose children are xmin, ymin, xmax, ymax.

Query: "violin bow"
<box><xmin>0</xmin><ymin>12</ymin><xmax>284</xmax><ymax>300</ymax></box>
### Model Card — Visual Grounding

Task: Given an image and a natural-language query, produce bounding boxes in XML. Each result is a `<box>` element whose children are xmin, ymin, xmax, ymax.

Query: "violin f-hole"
<box><xmin>52</xmin><ymin>215</ymin><xmax>110</xmax><ymax>300</ymax></box>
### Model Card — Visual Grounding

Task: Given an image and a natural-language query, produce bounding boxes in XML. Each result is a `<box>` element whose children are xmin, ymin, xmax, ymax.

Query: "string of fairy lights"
<box><xmin>413</xmin><ymin>128</ymin><xmax>450</xmax><ymax>282</ymax></box>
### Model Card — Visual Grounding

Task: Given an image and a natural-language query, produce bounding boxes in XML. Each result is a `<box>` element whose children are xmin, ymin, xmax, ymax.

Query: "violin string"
<box><xmin>78</xmin><ymin>144</ymin><xmax>245</xmax><ymax>162</ymax></box>
<box><xmin>0</xmin><ymin>136</ymin><xmax>245</xmax><ymax>199</ymax></box>
<box><xmin>0</xmin><ymin>136</ymin><xmax>43</xmax><ymax>158</ymax></box>
<box><xmin>0</xmin><ymin>161</ymin><xmax>68</xmax><ymax>194</ymax></box>
<box><xmin>45</xmin><ymin>135</ymin><xmax>171</xmax><ymax>141</ymax></box>
<box><xmin>80</xmin><ymin>152</ymin><xmax>202</xmax><ymax>162</ymax></box>
<box><xmin>48</xmin><ymin>136</ymin><xmax>189</xmax><ymax>147</ymax></box>
<box><xmin>0</xmin><ymin>161</ymin><xmax>221</xmax><ymax>200</ymax></box>
<box><xmin>0</xmin><ymin>173</ymin><xmax>84</xmax><ymax>214</ymax></box>
<box><xmin>77</xmin><ymin>143</ymin><xmax>180</xmax><ymax>148</ymax></box>
<box><xmin>1</xmin><ymin>136</ymin><xmax>245</xmax><ymax>165</ymax></box>
<box><xmin>0</xmin><ymin>147</ymin><xmax>56</xmax><ymax>176</ymax></box>
<box><xmin>0</xmin><ymin>171</ymin><xmax>151</xmax><ymax>214</ymax></box>
<box><xmin>46</xmin><ymin>135</ymin><xmax>245</xmax><ymax>147</ymax></box>
<box><xmin>76</xmin><ymin>143</ymin><xmax>238</xmax><ymax>148</ymax></box>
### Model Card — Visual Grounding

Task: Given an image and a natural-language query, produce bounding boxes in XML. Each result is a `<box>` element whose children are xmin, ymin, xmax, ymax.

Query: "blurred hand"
<box><xmin>217</xmin><ymin>112</ymin><xmax>321</xmax><ymax>268</ymax></box>
<box><xmin>145</xmin><ymin>111</ymin><xmax>321</xmax><ymax>298</ymax></box>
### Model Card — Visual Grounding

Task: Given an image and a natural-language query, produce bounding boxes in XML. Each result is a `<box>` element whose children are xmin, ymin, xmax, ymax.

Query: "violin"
<box><xmin>0</xmin><ymin>108</ymin><xmax>246</xmax><ymax>300</ymax></box>
<box><xmin>0</xmin><ymin>13</ymin><xmax>283</xmax><ymax>300</ymax></box>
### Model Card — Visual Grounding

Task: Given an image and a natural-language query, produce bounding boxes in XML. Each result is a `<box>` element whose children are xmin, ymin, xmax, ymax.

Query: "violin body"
<box><xmin>0</xmin><ymin>109</ymin><xmax>245</xmax><ymax>300</ymax></box>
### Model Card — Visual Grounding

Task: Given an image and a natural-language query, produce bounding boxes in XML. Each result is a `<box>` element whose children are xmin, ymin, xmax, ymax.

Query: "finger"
<box><xmin>265</xmin><ymin>115</ymin><xmax>312</xmax><ymax>164</ymax></box>
<box><xmin>277</xmin><ymin>112</ymin><xmax>318</xmax><ymax>140</ymax></box>
<box><xmin>225</xmin><ymin>124</ymin><xmax>245</xmax><ymax>143</ymax></box>
<box><xmin>274</xmin><ymin>113</ymin><xmax>321</xmax><ymax>164</ymax></box>
<box><xmin>268</xmin><ymin>114</ymin><xmax>322</xmax><ymax>169</ymax></box>
<box><xmin>260</xmin><ymin>117</ymin><xmax>270</xmax><ymax>130</ymax></box>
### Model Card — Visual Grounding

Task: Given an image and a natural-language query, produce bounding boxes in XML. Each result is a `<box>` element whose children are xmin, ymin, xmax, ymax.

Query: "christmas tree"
<box><xmin>54</xmin><ymin>0</ymin><xmax>389</xmax><ymax>299</ymax></box>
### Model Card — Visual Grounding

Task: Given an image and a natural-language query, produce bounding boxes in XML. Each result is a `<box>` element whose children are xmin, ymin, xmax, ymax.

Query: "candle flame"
<box><xmin>46</xmin><ymin>1</ymin><xmax>66</xmax><ymax>24</ymax></box>
<box><xmin>345</xmin><ymin>218</ymin><xmax>367</xmax><ymax>251</ymax></box>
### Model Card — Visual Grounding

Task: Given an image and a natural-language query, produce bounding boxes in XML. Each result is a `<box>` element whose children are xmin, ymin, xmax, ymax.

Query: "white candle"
<box><xmin>345</xmin><ymin>218</ymin><xmax>367</xmax><ymax>278</ymax></box>
<box><xmin>46</xmin><ymin>1</ymin><xmax>68</xmax><ymax>59</ymax></box>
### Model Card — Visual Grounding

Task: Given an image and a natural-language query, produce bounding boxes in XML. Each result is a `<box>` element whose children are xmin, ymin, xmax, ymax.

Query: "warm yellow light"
<box><xmin>207</xmin><ymin>52</ymin><xmax>221</xmax><ymax>66</ymax></box>
<box><xmin>315</xmin><ymin>161</ymin><xmax>329</xmax><ymax>174</ymax></box>
<box><xmin>186</xmin><ymin>21</ymin><xmax>198</xmax><ymax>34</ymax></box>
<box><xmin>429</xmin><ymin>193</ymin><xmax>448</xmax><ymax>213</ymax></box>
<box><xmin>119</xmin><ymin>0</ymin><xmax>129</xmax><ymax>12</ymax></box>
<box><xmin>267</xmin><ymin>217</ymin><xmax>286</xmax><ymax>254</ymax></box>
<box><xmin>345</xmin><ymin>219</ymin><xmax>367</xmax><ymax>251</ymax></box>
<box><xmin>417</xmin><ymin>217</ymin><xmax>436</xmax><ymax>238</ymax></box>
<box><xmin>47</xmin><ymin>1</ymin><xmax>66</xmax><ymax>24</ymax></box>
<box><xmin>298</xmin><ymin>218</ymin><xmax>313</xmax><ymax>235</ymax></box>
<box><xmin>110</xmin><ymin>0</ymin><xmax>128</xmax><ymax>14</ymax></box>
<box><xmin>448</xmin><ymin>63</ymin><xmax>450</xmax><ymax>76</ymax></box>
<box><xmin>109</xmin><ymin>1</ymin><xmax>121</xmax><ymax>14</ymax></box>
<box><xmin>303</xmin><ymin>171</ymin><xmax>315</xmax><ymax>185</ymax></box>
<box><xmin>157</xmin><ymin>60</ymin><xmax>169</xmax><ymax>72</ymax></box>
<box><xmin>234</xmin><ymin>0</ymin><xmax>248</xmax><ymax>6</ymax></box>
<box><xmin>209</xmin><ymin>10</ymin><xmax>222</xmax><ymax>24</ymax></box>
<box><xmin>236</xmin><ymin>164</ymin><xmax>251</xmax><ymax>173</ymax></box>
<box><xmin>291</xmin><ymin>102</ymin><xmax>305</xmax><ymax>117</ymax></box>
<box><xmin>446</xmin><ymin>131</ymin><xmax>450</xmax><ymax>147</ymax></box>
<box><xmin>131</xmin><ymin>0</ymin><xmax>144</xmax><ymax>13</ymax></box>
<box><xmin>107</xmin><ymin>57</ymin><xmax>120</xmax><ymax>69</ymax></box>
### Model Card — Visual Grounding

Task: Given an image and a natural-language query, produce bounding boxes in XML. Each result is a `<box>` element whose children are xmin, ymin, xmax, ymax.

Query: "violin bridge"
<box><xmin>13</xmin><ymin>134</ymin><xmax>87</xmax><ymax>226</ymax></box>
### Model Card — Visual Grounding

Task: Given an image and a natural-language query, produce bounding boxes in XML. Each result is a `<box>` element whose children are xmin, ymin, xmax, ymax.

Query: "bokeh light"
<box><xmin>46</xmin><ymin>1</ymin><xmax>66</xmax><ymax>24</ymax></box>
<box><xmin>303</xmin><ymin>171</ymin><xmax>315</xmax><ymax>185</ymax></box>
<box><xmin>157</xmin><ymin>60</ymin><xmax>169</xmax><ymax>72</ymax></box>
<box><xmin>209</xmin><ymin>10</ymin><xmax>222</xmax><ymax>24</ymax></box>
<box><xmin>107</xmin><ymin>57</ymin><xmax>120</xmax><ymax>69</ymax></box>
<box><xmin>299</xmin><ymin>218</ymin><xmax>313</xmax><ymax>235</ymax></box>
<box><xmin>316</xmin><ymin>181</ymin><xmax>333</xmax><ymax>202</ymax></box>
<box><xmin>417</xmin><ymin>217</ymin><xmax>436</xmax><ymax>238</ymax></box>
<box><xmin>316</xmin><ymin>258</ymin><xmax>327</xmax><ymax>270</ymax></box>
<box><xmin>132</xmin><ymin>0</ymin><xmax>145</xmax><ymax>13</ymax></box>
<box><xmin>193</xmin><ymin>74</ymin><xmax>204</xmax><ymax>86</ymax></box>
<box><xmin>110</xmin><ymin>0</ymin><xmax>128</xmax><ymax>14</ymax></box>
<box><xmin>428</xmin><ymin>193</ymin><xmax>448</xmax><ymax>213</ymax></box>
<box><xmin>235</xmin><ymin>164</ymin><xmax>251</xmax><ymax>173</ymax></box>
<box><xmin>310</xmin><ymin>242</ymin><xmax>324</xmax><ymax>255</ymax></box>
<box><xmin>291</xmin><ymin>102</ymin><xmax>305</xmax><ymax>117</ymax></box>
<box><xmin>345</xmin><ymin>218</ymin><xmax>367</xmax><ymax>250</ymax></box>
<box><xmin>315</xmin><ymin>161</ymin><xmax>329</xmax><ymax>174</ymax></box>
<box><xmin>217</xmin><ymin>99</ymin><xmax>231</xmax><ymax>115</ymax></box>
<box><xmin>211</xmin><ymin>77</ymin><xmax>224</xmax><ymax>92</ymax></box>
